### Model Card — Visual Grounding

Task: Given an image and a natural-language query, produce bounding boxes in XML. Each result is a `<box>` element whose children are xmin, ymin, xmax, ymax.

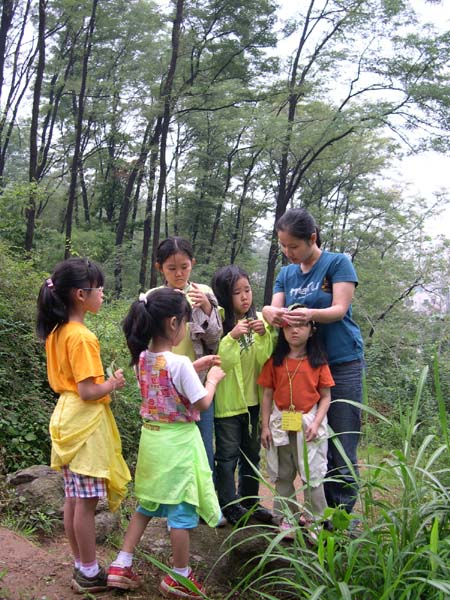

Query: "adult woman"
<box><xmin>262</xmin><ymin>208</ymin><xmax>364</xmax><ymax>514</ymax></box>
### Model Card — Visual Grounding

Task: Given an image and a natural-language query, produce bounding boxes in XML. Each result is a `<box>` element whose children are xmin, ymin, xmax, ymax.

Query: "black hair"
<box><xmin>275</xmin><ymin>208</ymin><xmax>322</xmax><ymax>248</ymax></box>
<box><xmin>272</xmin><ymin>322</ymin><xmax>328</xmax><ymax>369</ymax></box>
<box><xmin>122</xmin><ymin>287</ymin><xmax>192</xmax><ymax>365</ymax></box>
<box><xmin>156</xmin><ymin>236</ymin><xmax>194</xmax><ymax>266</ymax></box>
<box><xmin>211</xmin><ymin>265</ymin><xmax>256</xmax><ymax>336</ymax></box>
<box><xmin>36</xmin><ymin>257</ymin><xmax>104</xmax><ymax>340</ymax></box>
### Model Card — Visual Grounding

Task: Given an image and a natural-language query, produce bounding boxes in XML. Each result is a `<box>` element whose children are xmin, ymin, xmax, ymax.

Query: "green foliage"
<box><xmin>0</xmin><ymin>243</ymin><xmax>52</xmax><ymax>472</ymax></box>
<box><xmin>219</xmin><ymin>366</ymin><xmax>450</xmax><ymax>600</ymax></box>
<box><xmin>0</xmin><ymin>242</ymin><xmax>142</xmax><ymax>473</ymax></box>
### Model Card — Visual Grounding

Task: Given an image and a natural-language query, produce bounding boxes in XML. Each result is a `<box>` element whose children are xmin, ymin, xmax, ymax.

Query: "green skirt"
<box><xmin>135</xmin><ymin>421</ymin><xmax>220</xmax><ymax>527</ymax></box>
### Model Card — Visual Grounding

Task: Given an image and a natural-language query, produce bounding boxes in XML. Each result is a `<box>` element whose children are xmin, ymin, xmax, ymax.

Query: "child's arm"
<box><xmin>192</xmin><ymin>365</ymin><xmax>225</xmax><ymax>411</ymax></box>
<box><xmin>260</xmin><ymin>387</ymin><xmax>274</xmax><ymax>449</ymax></box>
<box><xmin>77</xmin><ymin>368</ymin><xmax>126</xmax><ymax>402</ymax></box>
<box><xmin>304</xmin><ymin>387</ymin><xmax>331</xmax><ymax>442</ymax></box>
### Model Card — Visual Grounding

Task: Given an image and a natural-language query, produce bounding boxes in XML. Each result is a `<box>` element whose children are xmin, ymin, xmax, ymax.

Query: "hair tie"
<box><xmin>138</xmin><ymin>292</ymin><xmax>148</xmax><ymax>304</ymax></box>
<box><xmin>46</xmin><ymin>278</ymin><xmax>54</xmax><ymax>288</ymax></box>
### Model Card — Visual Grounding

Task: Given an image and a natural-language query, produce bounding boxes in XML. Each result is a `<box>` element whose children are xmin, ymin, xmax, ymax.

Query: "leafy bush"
<box><xmin>0</xmin><ymin>243</ymin><xmax>52</xmax><ymax>471</ymax></box>
<box><xmin>0</xmin><ymin>243</ymin><xmax>142</xmax><ymax>473</ymax></box>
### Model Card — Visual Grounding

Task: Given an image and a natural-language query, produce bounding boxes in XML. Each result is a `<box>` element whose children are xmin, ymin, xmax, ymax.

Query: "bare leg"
<box><xmin>64</xmin><ymin>497</ymin><xmax>80</xmax><ymax>560</ymax></box>
<box><xmin>121</xmin><ymin>512</ymin><xmax>152</xmax><ymax>553</ymax></box>
<box><xmin>73</xmin><ymin>497</ymin><xmax>98</xmax><ymax>564</ymax></box>
<box><xmin>170</xmin><ymin>528</ymin><xmax>190</xmax><ymax>569</ymax></box>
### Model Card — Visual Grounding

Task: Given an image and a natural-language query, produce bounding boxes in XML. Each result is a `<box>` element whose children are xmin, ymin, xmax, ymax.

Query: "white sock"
<box><xmin>112</xmin><ymin>551</ymin><xmax>133</xmax><ymax>568</ymax></box>
<box><xmin>172</xmin><ymin>566</ymin><xmax>190</xmax><ymax>577</ymax></box>
<box><xmin>74</xmin><ymin>558</ymin><xmax>81</xmax><ymax>570</ymax></box>
<box><xmin>79</xmin><ymin>561</ymin><xmax>99</xmax><ymax>578</ymax></box>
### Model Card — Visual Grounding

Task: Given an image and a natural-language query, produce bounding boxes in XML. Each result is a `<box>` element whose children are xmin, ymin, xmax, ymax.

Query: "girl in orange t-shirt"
<box><xmin>258</xmin><ymin>313</ymin><xmax>334</xmax><ymax>541</ymax></box>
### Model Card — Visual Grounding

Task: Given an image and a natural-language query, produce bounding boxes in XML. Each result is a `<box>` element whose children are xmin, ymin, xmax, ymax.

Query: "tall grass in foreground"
<box><xmin>219</xmin><ymin>362</ymin><xmax>450</xmax><ymax>600</ymax></box>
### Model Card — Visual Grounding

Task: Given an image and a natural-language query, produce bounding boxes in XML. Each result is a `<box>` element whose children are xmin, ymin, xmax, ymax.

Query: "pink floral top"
<box><xmin>137</xmin><ymin>350</ymin><xmax>205</xmax><ymax>423</ymax></box>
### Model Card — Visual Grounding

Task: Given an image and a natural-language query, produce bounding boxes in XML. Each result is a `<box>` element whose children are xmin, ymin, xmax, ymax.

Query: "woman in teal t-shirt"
<box><xmin>263</xmin><ymin>208</ymin><xmax>364</xmax><ymax>515</ymax></box>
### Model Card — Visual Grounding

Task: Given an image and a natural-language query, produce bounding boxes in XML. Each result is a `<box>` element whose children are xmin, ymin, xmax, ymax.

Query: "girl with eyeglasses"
<box><xmin>36</xmin><ymin>257</ymin><xmax>131</xmax><ymax>594</ymax></box>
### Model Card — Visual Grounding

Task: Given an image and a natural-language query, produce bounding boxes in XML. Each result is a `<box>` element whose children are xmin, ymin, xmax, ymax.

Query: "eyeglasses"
<box><xmin>82</xmin><ymin>286</ymin><xmax>104</xmax><ymax>292</ymax></box>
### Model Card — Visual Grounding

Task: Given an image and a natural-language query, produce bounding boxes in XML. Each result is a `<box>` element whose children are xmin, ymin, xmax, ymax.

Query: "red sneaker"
<box><xmin>159</xmin><ymin>570</ymin><xmax>206</xmax><ymax>598</ymax></box>
<box><xmin>107</xmin><ymin>564</ymin><xmax>142</xmax><ymax>590</ymax></box>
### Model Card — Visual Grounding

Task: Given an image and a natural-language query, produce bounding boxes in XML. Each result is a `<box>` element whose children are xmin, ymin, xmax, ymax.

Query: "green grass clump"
<box><xmin>219</xmin><ymin>362</ymin><xmax>449</xmax><ymax>600</ymax></box>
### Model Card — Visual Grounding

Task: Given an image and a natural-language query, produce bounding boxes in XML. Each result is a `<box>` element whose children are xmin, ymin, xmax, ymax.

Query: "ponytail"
<box><xmin>36</xmin><ymin>257</ymin><xmax>104</xmax><ymax>340</ymax></box>
<box><xmin>122</xmin><ymin>287</ymin><xmax>192</xmax><ymax>365</ymax></box>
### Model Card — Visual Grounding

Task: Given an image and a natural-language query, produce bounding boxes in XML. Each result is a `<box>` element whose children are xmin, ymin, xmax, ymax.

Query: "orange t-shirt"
<box><xmin>45</xmin><ymin>321</ymin><xmax>109</xmax><ymax>402</ymax></box>
<box><xmin>257</xmin><ymin>357</ymin><xmax>334</xmax><ymax>413</ymax></box>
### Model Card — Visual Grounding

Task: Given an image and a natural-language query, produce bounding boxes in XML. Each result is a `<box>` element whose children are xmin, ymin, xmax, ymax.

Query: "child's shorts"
<box><xmin>137</xmin><ymin>501</ymin><xmax>199</xmax><ymax>529</ymax></box>
<box><xmin>62</xmin><ymin>465</ymin><xmax>107</xmax><ymax>499</ymax></box>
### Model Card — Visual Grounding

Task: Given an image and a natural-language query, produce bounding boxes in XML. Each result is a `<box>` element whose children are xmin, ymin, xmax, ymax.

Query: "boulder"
<box><xmin>7</xmin><ymin>465</ymin><xmax>121</xmax><ymax>541</ymax></box>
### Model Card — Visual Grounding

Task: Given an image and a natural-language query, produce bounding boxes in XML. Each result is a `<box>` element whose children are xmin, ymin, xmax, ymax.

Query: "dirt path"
<box><xmin>0</xmin><ymin>517</ymin><xmax>250</xmax><ymax>600</ymax></box>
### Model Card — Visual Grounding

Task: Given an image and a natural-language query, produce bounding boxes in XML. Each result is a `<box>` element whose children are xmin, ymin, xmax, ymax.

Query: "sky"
<box><xmin>274</xmin><ymin>0</ymin><xmax>450</xmax><ymax>237</ymax></box>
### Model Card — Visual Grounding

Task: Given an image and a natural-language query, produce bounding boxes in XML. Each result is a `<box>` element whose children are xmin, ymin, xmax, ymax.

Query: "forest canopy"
<box><xmin>0</xmin><ymin>0</ymin><xmax>449</xmax><ymax>471</ymax></box>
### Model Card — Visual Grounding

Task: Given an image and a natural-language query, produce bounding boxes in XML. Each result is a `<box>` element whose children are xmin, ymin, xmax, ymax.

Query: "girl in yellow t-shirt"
<box><xmin>36</xmin><ymin>257</ymin><xmax>130</xmax><ymax>595</ymax></box>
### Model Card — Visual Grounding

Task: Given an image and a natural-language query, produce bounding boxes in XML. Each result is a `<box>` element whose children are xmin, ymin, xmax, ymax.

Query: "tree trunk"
<box><xmin>149</xmin><ymin>0</ymin><xmax>184</xmax><ymax>288</ymax></box>
<box><xmin>64</xmin><ymin>0</ymin><xmax>98</xmax><ymax>259</ymax></box>
<box><xmin>114</xmin><ymin>121</ymin><xmax>152</xmax><ymax>297</ymax></box>
<box><xmin>24</xmin><ymin>0</ymin><xmax>46</xmax><ymax>254</ymax></box>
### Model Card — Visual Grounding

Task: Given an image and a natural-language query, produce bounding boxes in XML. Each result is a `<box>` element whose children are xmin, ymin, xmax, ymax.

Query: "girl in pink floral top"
<box><xmin>107</xmin><ymin>288</ymin><xmax>225</xmax><ymax>599</ymax></box>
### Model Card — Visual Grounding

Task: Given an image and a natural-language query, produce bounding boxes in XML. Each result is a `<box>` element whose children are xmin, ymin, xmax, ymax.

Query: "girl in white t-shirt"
<box><xmin>107</xmin><ymin>287</ymin><xmax>224</xmax><ymax>599</ymax></box>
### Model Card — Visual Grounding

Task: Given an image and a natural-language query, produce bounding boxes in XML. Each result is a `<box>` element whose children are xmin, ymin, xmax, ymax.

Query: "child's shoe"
<box><xmin>71</xmin><ymin>566</ymin><xmax>108</xmax><ymax>594</ymax></box>
<box><xmin>159</xmin><ymin>570</ymin><xmax>206</xmax><ymax>598</ymax></box>
<box><xmin>107</xmin><ymin>564</ymin><xmax>142</xmax><ymax>589</ymax></box>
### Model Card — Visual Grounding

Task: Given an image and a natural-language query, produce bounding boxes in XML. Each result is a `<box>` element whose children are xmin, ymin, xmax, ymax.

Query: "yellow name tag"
<box><xmin>281</xmin><ymin>410</ymin><xmax>303</xmax><ymax>432</ymax></box>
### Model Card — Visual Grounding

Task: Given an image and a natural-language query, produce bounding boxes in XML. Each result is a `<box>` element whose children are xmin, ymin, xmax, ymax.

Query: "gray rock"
<box><xmin>7</xmin><ymin>464</ymin><xmax>121</xmax><ymax>541</ymax></box>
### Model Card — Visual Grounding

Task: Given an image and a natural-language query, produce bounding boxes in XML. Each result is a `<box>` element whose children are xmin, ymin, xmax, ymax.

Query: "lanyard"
<box><xmin>284</xmin><ymin>356</ymin><xmax>305</xmax><ymax>411</ymax></box>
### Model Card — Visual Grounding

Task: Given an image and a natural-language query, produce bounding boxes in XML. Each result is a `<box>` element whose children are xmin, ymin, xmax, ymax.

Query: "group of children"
<box><xmin>36</xmin><ymin>237</ymin><xmax>335</xmax><ymax>598</ymax></box>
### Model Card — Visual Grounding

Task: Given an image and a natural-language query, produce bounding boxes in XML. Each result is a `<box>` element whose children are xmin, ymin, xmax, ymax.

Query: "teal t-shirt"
<box><xmin>273</xmin><ymin>251</ymin><xmax>364</xmax><ymax>365</ymax></box>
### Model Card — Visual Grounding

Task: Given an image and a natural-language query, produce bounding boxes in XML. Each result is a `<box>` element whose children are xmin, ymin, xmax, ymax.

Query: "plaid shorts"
<box><xmin>62</xmin><ymin>465</ymin><xmax>107</xmax><ymax>499</ymax></box>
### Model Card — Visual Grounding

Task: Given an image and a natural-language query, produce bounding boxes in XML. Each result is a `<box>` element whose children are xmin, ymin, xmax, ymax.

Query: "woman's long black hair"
<box><xmin>122</xmin><ymin>287</ymin><xmax>192</xmax><ymax>365</ymax></box>
<box><xmin>276</xmin><ymin>208</ymin><xmax>322</xmax><ymax>247</ymax></box>
<box><xmin>211</xmin><ymin>265</ymin><xmax>256</xmax><ymax>335</ymax></box>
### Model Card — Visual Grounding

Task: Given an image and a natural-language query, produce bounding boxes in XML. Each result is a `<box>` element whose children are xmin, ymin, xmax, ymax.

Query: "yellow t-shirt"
<box><xmin>46</xmin><ymin>321</ymin><xmax>109</xmax><ymax>403</ymax></box>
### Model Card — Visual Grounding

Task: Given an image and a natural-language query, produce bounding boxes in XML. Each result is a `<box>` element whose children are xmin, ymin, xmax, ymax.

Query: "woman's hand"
<box><xmin>193</xmin><ymin>355</ymin><xmax>221</xmax><ymax>373</ymax></box>
<box><xmin>262</xmin><ymin>305</ymin><xmax>288</xmax><ymax>328</ymax></box>
<box><xmin>261</xmin><ymin>425</ymin><xmax>273</xmax><ymax>449</ymax></box>
<box><xmin>187</xmin><ymin>283</ymin><xmax>212</xmax><ymax>315</ymax></box>
<box><xmin>282</xmin><ymin>307</ymin><xmax>314</xmax><ymax>327</ymax></box>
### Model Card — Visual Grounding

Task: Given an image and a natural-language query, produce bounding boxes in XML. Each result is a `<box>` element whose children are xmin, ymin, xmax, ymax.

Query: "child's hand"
<box><xmin>305</xmin><ymin>421</ymin><xmax>319</xmax><ymax>442</ymax></box>
<box><xmin>261</xmin><ymin>425</ymin><xmax>272</xmax><ymax>449</ymax></box>
<box><xmin>108</xmin><ymin>368</ymin><xmax>126</xmax><ymax>391</ymax></box>
<box><xmin>193</xmin><ymin>355</ymin><xmax>221</xmax><ymax>373</ymax></box>
<box><xmin>230</xmin><ymin>320</ymin><xmax>250</xmax><ymax>340</ymax></box>
<box><xmin>206</xmin><ymin>365</ymin><xmax>225</xmax><ymax>386</ymax></box>
<box><xmin>248</xmin><ymin>319</ymin><xmax>266</xmax><ymax>336</ymax></box>
<box><xmin>187</xmin><ymin>283</ymin><xmax>211</xmax><ymax>314</ymax></box>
